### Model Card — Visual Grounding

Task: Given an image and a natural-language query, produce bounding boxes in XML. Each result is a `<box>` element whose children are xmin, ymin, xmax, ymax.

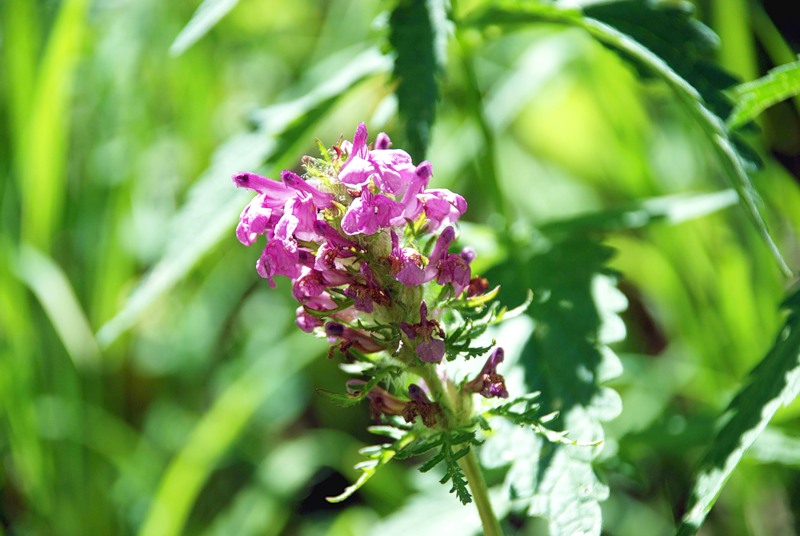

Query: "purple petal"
<box><xmin>281</xmin><ymin>170</ymin><xmax>334</xmax><ymax>208</ymax></box>
<box><xmin>421</xmin><ymin>189</ymin><xmax>467</xmax><ymax>232</ymax></box>
<box><xmin>296</xmin><ymin>306</ymin><xmax>323</xmax><ymax>333</ymax></box>
<box><xmin>374</xmin><ymin>132</ymin><xmax>392</xmax><ymax>150</ymax></box>
<box><xmin>437</xmin><ymin>254</ymin><xmax>471</xmax><ymax>296</ymax></box>
<box><xmin>339</xmin><ymin>155</ymin><xmax>375</xmax><ymax>187</ymax></box>
<box><xmin>341</xmin><ymin>189</ymin><xmax>404</xmax><ymax>236</ymax></box>
<box><xmin>460</xmin><ymin>247</ymin><xmax>477</xmax><ymax>264</ymax></box>
<box><xmin>236</xmin><ymin>195</ymin><xmax>280</xmax><ymax>246</ymax></box>
<box><xmin>232</xmin><ymin>172</ymin><xmax>294</xmax><ymax>205</ymax></box>
<box><xmin>429</xmin><ymin>226</ymin><xmax>456</xmax><ymax>264</ymax></box>
<box><xmin>256</xmin><ymin>239</ymin><xmax>301</xmax><ymax>286</ymax></box>
<box><xmin>416</xmin><ymin>338</ymin><xmax>445</xmax><ymax>363</ymax></box>
<box><xmin>292</xmin><ymin>269</ymin><xmax>326</xmax><ymax>302</ymax></box>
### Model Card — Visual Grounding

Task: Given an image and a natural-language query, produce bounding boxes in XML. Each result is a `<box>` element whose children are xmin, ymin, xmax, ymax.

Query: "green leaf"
<box><xmin>326</xmin><ymin>446</ymin><xmax>396</xmax><ymax>504</ymax></box>
<box><xmin>15</xmin><ymin>245</ymin><xmax>100</xmax><ymax>370</ymax></box>
<box><xmin>471</xmin><ymin>0</ymin><xmax>792</xmax><ymax>277</ymax></box>
<box><xmin>388</xmin><ymin>0</ymin><xmax>449</xmax><ymax>159</ymax></box>
<box><xmin>170</xmin><ymin>0</ymin><xmax>240</xmax><ymax>56</ymax></box>
<box><xmin>482</xmin><ymin>238</ymin><xmax>625</xmax><ymax>535</ymax></box>
<box><xmin>16</xmin><ymin>0</ymin><xmax>90</xmax><ymax>252</ymax></box>
<box><xmin>727</xmin><ymin>60</ymin><xmax>800</xmax><ymax>130</ymax></box>
<box><xmin>677</xmin><ymin>288</ymin><xmax>800</xmax><ymax>536</ymax></box>
<box><xmin>539</xmin><ymin>189</ymin><xmax>738</xmax><ymax>238</ymax></box>
<box><xmin>328</xmin><ymin>425</ymin><xmax>418</xmax><ymax>503</ymax></box>
<box><xmin>583</xmin><ymin>0</ymin><xmax>737</xmax><ymax>119</ymax></box>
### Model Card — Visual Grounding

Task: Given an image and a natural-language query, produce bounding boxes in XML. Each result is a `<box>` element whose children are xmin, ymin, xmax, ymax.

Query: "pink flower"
<box><xmin>420</xmin><ymin>189</ymin><xmax>467</xmax><ymax>232</ymax></box>
<box><xmin>341</xmin><ymin>187</ymin><xmax>404</xmax><ymax>236</ymax></box>
<box><xmin>256</xmin><ymin>238</ymin><xmax>302</xmax><ymax>287</ymax></box>
<box><xmin>232</xmin><ymin>172</ymin><xmax>295</xmax><ymax>204</ymax></box>
<box><xmin>236</xmin><ymin>195</ymin><xmax>281</xmax><ymax>246</ymax></box>
<box><xmin>400</xmin><ymin>302</ymin><xmax>446</xmax><ymax>363</ymax></box>
<box><xmin>390</xmin><ymin>230</ymin><xmax>437</xmax><ymax>287</ymax></box>
<box><xmin>429</xmin><ymin>226</ymin><xmax>471</xmax><ymax>297</ymax></box>
<box><xmin>465</xmin><ymin>347</ymin><xmax>509</xmax><ymax>398</ymax></box>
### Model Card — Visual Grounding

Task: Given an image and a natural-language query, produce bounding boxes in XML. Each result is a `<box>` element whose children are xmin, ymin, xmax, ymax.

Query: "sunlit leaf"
<box><xmin>727</xmin><ymin>60</ymin><xmax>800</xmax><ymax>130</ymax></box>
<box><xmin>15</xmin><ymin>245</ymin><xmax>100</xmax><ymax>369</ymax></box>
<box><xmin>678</xmin><ymin>288</ymin><xmax>800</xmax><ymax>536</ymax></box>
<box><xmin>583</xmin><ymin>0</ymin><xmax>737</xmax><ymax>119</ymax></box>
<box><xmin>483</xmin><ymin>238</ymin><xmax>625</xmax><ymax>536</ymax></box>
<box><xmin>539</xmin><ymin>189</ymin><xmax>738</xmax><ymax>237</ymax></box>
<box><xmin>471</xmin><ymin>0</ymin><xmax>792</xmax><ymax>277</ymax></box>
<box><xmin>170</xmin><ymin>0</ymin><xmax>240</xmax><ymax>56</ymax></box>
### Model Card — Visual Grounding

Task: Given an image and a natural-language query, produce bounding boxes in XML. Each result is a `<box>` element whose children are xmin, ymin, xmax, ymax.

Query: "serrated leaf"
<box><xmin>677</xmin><ymin>288</ymin><xmax>800</xmax><ymax>536</ymax></box>
<box><xmin>388</xmin><ymin>0</ymin><xmax>449</xmax><ymax>158</ymax></box>
<box><xmin>483</xmin><ymin>237</ymin><xmax>625</xmax><ymax>535</ymax></box>
<box><xmin>451</xmin><ymin>446</ymin><xmax>471</xmax><ymax>461</ymax></box>
<box><xmin>472</xmin><ymin>0</ymin><xmax>792</xmax><ymax>276</ymax></box>
<box><xmin>315</xmin><ymin>389</ymin><xmax>362</xmax><ymax>408</ymax></box>
<box><xmin>463</xmin><ymin>285</ymin><xmax>501</xmax><ymax>308</ymax></box>
<box><xmin>727</xmin><ymin>60</ymin><xmax>800</xmax><ymax>130</ymax></box>
<box><xmin>419</xmin><ymin>451</ymin><xmax>446</xmax><ymax>473</ymax></box>
<box><xmin>583</xmin><ymin>0</ymin><xmax>737</xmax><ymax>119</ymax></box>
<box><xmin>170</xmin><ymin>0</ymin><xmax>239</xmax><ymax>55</ymax></box>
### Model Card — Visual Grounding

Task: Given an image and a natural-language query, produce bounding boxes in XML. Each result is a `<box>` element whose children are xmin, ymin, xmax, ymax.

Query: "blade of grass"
<box><xmin>15</xmin><ymin>245</ymin><xmax>101</xmax><ymax>370</ymax></box>
<box><xmin>0</xmin><ymin>238</ymin><xmax>50</xmax><ymax>515</ymax></box>
<box><xmin>136</xmin><ymin>331</ymin><xmax>325</xmax><ymax>536</ymax></box>
<box><xmin>711</xmin><ymin>0</ymin><xmax>757</xmax><ymax>83</ymax></box>
<box><xmin>170</xmin><ymin>0</ymin><xmax>240</xmax><ymax>56</ymax></box>
<box><xmin>2</xmin><ymin>0</ymin><xmax>39</xmax><ymax>144</ymax></box>
<box><xmin>18</xmin><ymin>0</ymin><xmax>91</xmax><ymax>251</ymax></box>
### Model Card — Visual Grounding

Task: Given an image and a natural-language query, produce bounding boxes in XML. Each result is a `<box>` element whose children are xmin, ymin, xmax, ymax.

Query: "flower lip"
<box><xmin>464</xmin><ymin>347</ymin><xmax>509</xmax><ymax>399</ymax></box>
<box><xmin>460</xmin><ymin>247</ymin><xmax>477</xmax><ymax>264</ymax></box>
<box><xmin>374</xmin><ymin>132</ymin><xmax>392</xmax><ymax>150</ymax></box>
<box><xmin>233</xmin><ymin>171</ymin><xmax>293</xmax><ymax>197</ymax></box>
<box><xmin>280</xmin><ymin>170</ymin><xmax>334</xmax><ymax>208</ymax></box>
<box><xmin>325</xmin><ymin>322</ymin><xmax>345</xmax><ymax>337</ymax></box>
<box><xmin>400</xmin><ymin>302</ymin><xmax>446</xmax><ymax>363</ymax></box>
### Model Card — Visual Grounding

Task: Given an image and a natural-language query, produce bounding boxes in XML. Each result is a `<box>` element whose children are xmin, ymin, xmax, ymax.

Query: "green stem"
<box><xmin>416</xmin><ymin>366</ymin><xmax>505</xmax><ymax>536</ymax></box>
<box><xmin>459</xmin><ymin>447</ymin><xmax>505</xmax><ymax>536</ymax></box>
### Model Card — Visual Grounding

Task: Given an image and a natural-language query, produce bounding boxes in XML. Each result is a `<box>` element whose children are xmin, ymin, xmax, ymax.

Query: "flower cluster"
<box><xmin>233</xmin><ymin>123</ymin><xmax>508</xmax><ymax>426</ymax></box>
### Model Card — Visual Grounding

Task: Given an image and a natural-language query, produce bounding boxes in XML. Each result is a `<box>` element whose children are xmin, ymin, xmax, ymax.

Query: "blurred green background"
<box><xmin>2</xmin><ymin>0</ymin><xmax>800</xmax><ymax>534</ymax></box>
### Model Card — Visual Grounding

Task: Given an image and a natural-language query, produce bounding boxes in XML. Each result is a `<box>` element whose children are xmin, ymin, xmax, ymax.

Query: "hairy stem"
<box><xmin>417</xmin><ymin>366</ymin><xmax>505</xmax><ymax>536</ymax></box>
<box><xmin>459</xmin><ymin>447</ymin><xmax>504</xmax><ymax>536</ymax></box>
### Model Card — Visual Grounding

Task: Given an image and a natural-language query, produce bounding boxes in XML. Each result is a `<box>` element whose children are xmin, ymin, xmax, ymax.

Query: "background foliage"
<box><xmin>2</xmin><ymin>0</ymin><xmax>800</xmax><ymax>534</ymax></box>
